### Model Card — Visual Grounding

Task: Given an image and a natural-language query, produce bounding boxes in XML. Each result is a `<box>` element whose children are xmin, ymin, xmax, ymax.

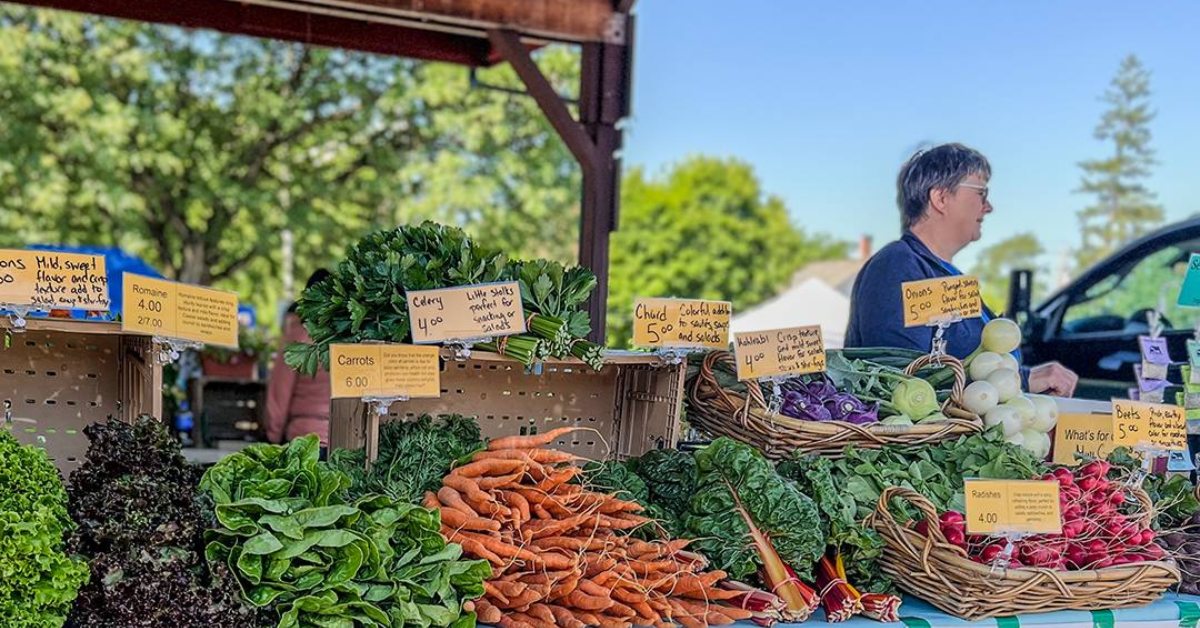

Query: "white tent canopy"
<box><xmin>731</xmin><ymin>278</ymin><xmax>851</xmax><ymax>349</ymax></box>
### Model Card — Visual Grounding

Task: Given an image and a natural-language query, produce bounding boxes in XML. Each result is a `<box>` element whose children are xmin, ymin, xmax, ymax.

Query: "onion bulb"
<box><xmin>1005</xmin><ymin>430</ymin><xmax>1027</xmax><ymax>448</ymax></box>
<box><xmin>981</xmin><ymin>318</ymin><xmax>1022</xmax><ymax>354</ymax></box>
<box><xmin>1028</xmin><ymin>394</ymin><xmax>1059</xmax><ymax>432</ymax></box>
<box><xmin>985</xmin><ymin>367</ymin><xmax>1022</xmax><ymax>402</ymax></box>
<box><xmin>969</xmin><ymin>352</ymin><xmax>1005</xmax><ymax>382</ymax></box>
<box><xmin>1000</xmin><ymin>352</ymin><xmax>1020</xmax><ymax>373</ymax></box>
<box><xmin>1006</xmin><ymin>395</ymin><xmax>1037</xmax><ymax>428</ymax></box>
<box><xmin>985</xmin><ymin>405</ymin><xmax>1023</xmax><ymax>437</ymax></box>
<box><xmin>962</xmin><ymin>380</ymin><xmax>1000</xmax><ymax>416</ymax></box>
<box><xmin>1019</xmin><ymin>428</ymin><xmax>1052</xmax><ymax>459</ymax></box>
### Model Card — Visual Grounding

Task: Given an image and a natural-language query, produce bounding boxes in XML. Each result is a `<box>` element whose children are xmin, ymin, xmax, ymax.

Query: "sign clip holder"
<box><xmin>653</xmin><ymin>347</ymin><xmax>689</xmax><ymax>367</ymax></box>
<box><xmin>762</xmin><ymin>375</ymin><xmax>794</xmax><ymax>417</ymax></box>
<box><xmin>1</xmin><ymin>304</ymin><xmax>39</xmax><ymax>332</ymax></box>
<box><xmin>1126</xmin><ymin>443</ymin><xmax>1169</xmax><ymax>488</ymax></box>
<box><xmin>445</xmin><ymin>336</ymin><xmax>491</xmax><ymax>361</ymax></box>
<box><xmin>988</xmin><ymin>528</ymin><xmax>1030</xmax><ymax>576</ymax></box>
<box><xmin>926</xmin><ymin>315</ymin><xmax>962</xmax><ymax>366</ymax></box>
<box><xmin>152</xmin><ymin>336</ymin><xmax>203</xmax><ymax>365</ymax></box>
<box><xmin>362</xmin><ymin>395</ymin><xmax>408</xmax><ymax>471</ymax></box>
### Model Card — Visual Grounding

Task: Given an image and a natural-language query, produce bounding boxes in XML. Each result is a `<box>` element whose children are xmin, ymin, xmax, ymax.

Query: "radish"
<box><xmin>1079</xmin><ymin>460</ymin><xmax>1111</xmax><ymax>478</ymax></box>
<box><xmin>940</xmin><ymin>511</ymin><xmax>965</xmax><ymax>525</ymax></box>
<box><xmin>979</xmin><ymin>543</ymin><xmax>1006</xmax><ymax>563</ymax></box>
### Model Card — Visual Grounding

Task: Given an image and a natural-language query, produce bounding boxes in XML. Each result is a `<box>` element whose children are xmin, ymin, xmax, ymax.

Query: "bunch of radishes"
<box><xmin>960</xmin><ymin>319</ymin><xmax>1059</xmax><ymax>459</ymax></box>
<box><xmin>914</xmin><ymin>461</ymin><xmax>1165</xmax><ymax>570</ymax></box>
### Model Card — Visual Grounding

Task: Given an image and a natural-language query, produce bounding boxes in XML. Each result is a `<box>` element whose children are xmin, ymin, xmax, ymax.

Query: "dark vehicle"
<box><xmin>1009</xmin><ymin>217</ymin><xmax>1200</xmax><ymax>401</ymax></box>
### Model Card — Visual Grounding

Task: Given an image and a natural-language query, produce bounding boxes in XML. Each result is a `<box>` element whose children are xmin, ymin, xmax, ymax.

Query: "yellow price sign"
<box><xmin>964</xmin><ymin>479</ymin><xmax>1062</xmax><ymax>536</ymax></box>
<box><xmin>632</xmin><ymin>298</ymin><xmax>732</xmax><ymax>349</ymax></box>
<box><xmin>1052</xmin><ymin>413</ymin><xmax>1115</xmax><ymax>466</ymax></box>
<box><xmin>407</xmin><ymin>282</ymin><xmax>525</xmax><ymax>343</ymax></box>
<box><xmin>900</xmin><ymin>276</ymin><xmax>982</xmax><ymax>327</ymax></box>
<box><xmin>122</xmin><ymin>273</ymin><xmax>238</xmax><ymax>348</ymax></box>
<box><xmin>329</xmin><ymin>343</ymin><xmax>441</xmax><ymax>399</ymax></box>
<box><xmin>733</xmin><ymin>326</ymin><xmax>825</xmax><ymax>380</ymax></box>
<box><xmin>0</xmin><ymin>249</ymin><xmax>110</xmax><ymax>310</ymax></box>
<box><xmin>1111</xmin><ymin>399</ymin><xmax>1187</xmax><ymax>451</ymax></box>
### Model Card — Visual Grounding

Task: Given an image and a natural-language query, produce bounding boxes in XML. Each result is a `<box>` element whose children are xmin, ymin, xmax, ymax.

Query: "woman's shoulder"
<box><xmin>859</xmin><ymin>237</ymin><xmax>927</xmax><ymax>278</ymax></box>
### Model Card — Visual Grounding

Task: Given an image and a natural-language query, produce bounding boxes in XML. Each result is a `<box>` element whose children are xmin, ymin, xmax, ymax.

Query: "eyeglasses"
<box><xmin>958</xmin><ymin>182</ymin><xmax>989</xmax><ymax>202</ymax></box>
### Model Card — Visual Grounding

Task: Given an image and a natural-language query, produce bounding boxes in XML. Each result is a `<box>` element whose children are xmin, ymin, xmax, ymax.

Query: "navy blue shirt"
<box><xmin>845</xmin><ymin>232</ymin><xmax>996</xmax><ymax>359</ymax></box>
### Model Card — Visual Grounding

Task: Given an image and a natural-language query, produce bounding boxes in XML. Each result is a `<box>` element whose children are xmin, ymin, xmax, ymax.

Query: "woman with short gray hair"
<box><xmin>845</xmin><ymin>143</ymin><xmax>1077</xmax><ymax>396</ymax></box>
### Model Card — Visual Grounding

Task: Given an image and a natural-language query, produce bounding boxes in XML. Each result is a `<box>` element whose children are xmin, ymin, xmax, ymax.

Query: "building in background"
<box><xmin>731</xmin><ymin>236</ymin><xmax>872</xmax><ymax>348</ymax></box>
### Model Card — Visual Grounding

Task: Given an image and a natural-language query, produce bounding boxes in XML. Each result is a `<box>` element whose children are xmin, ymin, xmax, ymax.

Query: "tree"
<box><xmin>971</xmin><ymin>232</ymin><xmax>1045</xmax><ymax>313</ymax></box>
<box><xmin>1076</xmin><ymin>54</ymin><xmax>1162</xmax><ymax>269</ymax></box>
<box><xmin>605</xmin><ymin>157</ymin><xmax>846</xmax><ymax>346</ymax></box>
<box><xmin>0</xmin><ymin>6</ymin><xmax>580</xmax><ymax>323</ymax></box>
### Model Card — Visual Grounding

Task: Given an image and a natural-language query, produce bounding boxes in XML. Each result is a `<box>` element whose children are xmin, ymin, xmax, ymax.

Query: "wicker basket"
<box><xmin>685</xmin><ymin>351</ymin><xmax>982</xmax><ymax>459</ymax></box>
<box><xmin>865</xmin><ymin>487</ymin><xmax>1180</xmax><ymax>620</ymax></box>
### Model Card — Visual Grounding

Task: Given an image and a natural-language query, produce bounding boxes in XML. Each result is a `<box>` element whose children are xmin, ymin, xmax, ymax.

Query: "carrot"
<box><xmin>478</xmin><ymin>472</ymin><xmax>524</xmax><ymax>490</ymax></box>
<box><xmin>501</xmin><ymin>490</ymin><xmax>531</xmax><ymax>525</ymax></box>
<box><xmin>437</xmin><ymin>487</ymin><xmax>479</xmax><ymax>516</ymax></box>
<box><xmin>526</xmin><ymin>603</ymin><xmax>557</xmax><ymax>624</ymax></box>
<box><xmin>712</xmin><ymin>603</ymin><xmax>754</xmax><ymax>620</ymax></box>
<box><xmin>678</xmin><ymin>586</ymin><xmax>745</xmax><ymax>602</ymax></box>
<box><xmin>596</xmin><ymin>617</ymin><xmax>634</xmax><ymax>628</ymax></box>
<box><xmin>505</xmin><ymin>588</ymin><xmax>544</xmax><ymax>612</ymax></box>
<box><xmin>489</xmin><ymin>580</ymin><xmax>530</xmax><ymax>599</ymax></box>
<box><xmin>475</xmin><ymin>599</ymin><xmax>503</xmax><ymax>624</ymax></box>
<box><xmin>484</xmin><ymin>581</ymin><xmax>512</xmax><ymax>606</ymax></box>
<box><xmin>530</xmin><ymin>513</ymin><xmax>601</xmax><ymax>539</ymax></box>
<box><xmin>598</xmin><ymin>498</ymin><xmax>644</xmax><ymax>515</ymax></box>
<box><xmin>575</xmin><ymin>612</ymin><xmax>603</xmax><ymax>626</ymax></box>
<box><xmin>422</xmin><ymin>491</ymin><xmax>440</xmax><ymax>510</ymax></box>
<box><xmin>518</xmin><ymin>569</ymin><xmax>574</xmax><ymax>586</ymax></box>
<box><xmin>496</xmin><ymin>615</ymin><xmax>537</xmax><ymax>628</ymax></box>
<box><xmin>611</xmin><ymin>586</ymin><xmax>648</xmax><ymax>606</ymax></box>
<box><xmin>439</xmin><ymin>506</ymin><xmax>501</xmax><ymax>533</ymax></box>
<box><xmin>451</xmin><ymin>458</ymin><xmax>526</xmax><ymax>478</ymax></box>
<box><xmin>472</xmin><ymin>448</ymin><xmax>582</xmax><ymax>465</ymax></box>
<box><xmin>487</xmin><ymin>427</ymin><xmax>584</xmax><ymax>451</ymax></box>
<box><xmin>631</xmin><ymin>600</ymin><xmax>659</xmax><ymax>624</ymax></box>
<box><xmin>605</xmin><ymin>601</ymin><xmax>638</xmax><ymax>619</ymax></box>
<box><xmin>549</xmin><ymin>571</ymin><xmax>582</xmax><ymax>599</ymax></box>
<box><xmin>532</xmin><ymin>536</ymin><xmax>611</xmax><ymax>553</ymax></box>
<box><xmin>532</xmin><ymin>503</ymin><xmax>552</xmax><ymax>520</ymax></box>
<box><xmin>444</xmin><ymin>528</ymin><xmax>504</xmax><ymax>567</ymax></box>
<box><xmin>515</xmin><ymin>489</ymin><xmax>575</xmax><ymax>518</ymax></box>
<box><xmin>444</xmin><ymin>475</ymin><xmax>510</xmax><ymax>517</ymax></box>
<box><xmin>563</xmin><ymin>589</ymin><xmax>613</xmax><ymax>612</ymax></box>
<box><xmin>536</xmin><ymin>466</ymin><xmax>583</xmax><ymax>493</ymax></box>
<box><xmin>598</xmin><ymin>514</ymin><xmax>650</xmax><ymax>530</ymax></box>
<box><xmin>546</xmin><ymin>604</ymin><xmax>588</xmax><ymax>628</ymax></box>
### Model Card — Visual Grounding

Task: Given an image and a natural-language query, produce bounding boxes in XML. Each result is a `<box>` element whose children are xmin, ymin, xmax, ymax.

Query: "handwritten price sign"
<box><xmin>733</xmin><ymin>326</ymin><xmax>825</xmax><ymax>380</ymax></box>
<box><xmin>1111</xmin><ymin>399</ymin><xmax>1187</xmax><ymax>451</ymax></box>
<box><xmin>407</xmin><ymin>282</ymin><xmax>525</xmax><ymax>343</ymax></box>
<box><xmin>632</xmin><ymin>298</ymin><xmax>731</xmax><ymax>349</ymax></box>
<box><xmin>901</xmin><ymin>276</ymin><xmax>982</xmax><ymax>327</ymax></box>
<box><xmin>0</xmin><ymin>249</ymin><xmax>109</xmax><ymax>310</ymax></box>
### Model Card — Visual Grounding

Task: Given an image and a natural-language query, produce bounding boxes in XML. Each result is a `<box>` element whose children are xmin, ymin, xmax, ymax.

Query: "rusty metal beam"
<box><xmin>8</xmin><ymin>0</ymin><xmax>495</xmax><ymax>65</ymax></box>
<box><xmin>488</xmin><ymin>28</ymin><xmax>599</xmax><ymax>173</ymax></box>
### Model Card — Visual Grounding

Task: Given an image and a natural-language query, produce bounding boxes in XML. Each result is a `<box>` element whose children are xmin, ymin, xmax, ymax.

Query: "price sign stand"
<box><xmin>761</xmin><ymin>375</ymin><xmax>793</xmax><ymax>417</ymax></box>
<box><xmin>151</xmin><ymin>336</ymin><xmax>204</xmax><ymax>365</ymax></box>
<box><xmin>361</xmin><ymin>394</ymin><xmax>409</xmax><ymax>469</ymax></box>
<box><xmin>652</xmin><ymin>347</ymin><xmax>690</xmax><ymax>367</ymax></box>
<box><xmin>1126</xmin><ymin>443</ymin><xmax>1170</xmax><ymax>489</ymax></box>
<box><xmin>444</xmin><ymin>336</ymin><xmax>491</xmax><ymax>362</ymax></box>
<box><xmin>1</xmin><ymin>303</ymin><xmax>38</xmax><ymax>332</ymax></box>
<box><xmin>987</xmin><ymin>528</ymin><xmax>1031</xmax><ymax>576</ymax></box>
<box><xmin>927</xmin><ymin>315</ymin><xmax>962</xmax><ymax>365</ymax></box>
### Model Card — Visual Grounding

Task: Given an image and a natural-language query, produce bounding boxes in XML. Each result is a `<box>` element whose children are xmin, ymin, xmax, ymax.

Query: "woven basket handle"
<box><xmin>1129</xmin><ymin>485</ymin><xmax>1156</xmax><ymax>528</ymax></box>
<box><xmin>904</xmin><ymin>354</ymin><xmax>967</xmax><ymax>409</ymax></box>
<box><xmin>867</xmin><ymin>486</ymin><xmax>950</xmax><ymax>544</ymax></box>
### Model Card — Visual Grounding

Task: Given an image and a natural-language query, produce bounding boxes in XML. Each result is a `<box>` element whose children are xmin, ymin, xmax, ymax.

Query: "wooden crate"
<box><xmin>1</xmin><ymin>318</ymin><xmax>162</xmax><ymax>474</ymax></box>
<box><xmin>330</xmin><ymin>349</ymin><xmax>685</xmax><ymax>461</ymax></box>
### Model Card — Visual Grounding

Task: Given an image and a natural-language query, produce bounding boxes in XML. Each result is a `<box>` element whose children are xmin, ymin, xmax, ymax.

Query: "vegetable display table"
<box><xmin>722</xmin><ymin>594</ymin><xmax>1200</xmax><ymax>628</ymax></box>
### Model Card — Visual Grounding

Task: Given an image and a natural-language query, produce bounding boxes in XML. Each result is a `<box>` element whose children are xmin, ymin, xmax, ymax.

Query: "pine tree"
<box><xmin>1076</xmin><ymin>54</ymin><xmax>1162</xmax><ymax>269</ymax></box>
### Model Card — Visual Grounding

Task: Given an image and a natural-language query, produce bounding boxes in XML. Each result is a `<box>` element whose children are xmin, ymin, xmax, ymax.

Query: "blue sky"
<box><xmin>621</xmin><ymin>1</ymin><xmax>1200</xmax><ymax>274</ymax></box>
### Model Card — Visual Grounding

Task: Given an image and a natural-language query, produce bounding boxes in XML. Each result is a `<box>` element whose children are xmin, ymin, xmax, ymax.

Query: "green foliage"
<box><xmin>511</xmin><ymin>258</ymin><xmax>596</xmax><ymax>338</ymax></box>
<box><xmin>971</xmin><ymin>232</ymin><xmax>1046</xmax><ymax>313</ymax></box>
<box><xmin>67</xmin><ymin>417</ymin><xmax>266</xmax><ymax>628</ymax></box>
<box><xmin>606</xmin><ymin>157</ymin><xmax>847</xmax><ymax>346</ymax></box>
<box><xmin>684</xmin><ymin>438</ymin><xmax>825</xmax><ymax>582</ymax></box>
<box><xmin>329</xmin><ymin>415</ymin><xmax>484</xmax><ymax>504</ymax></box>
<box><xmin>200</xmin><ymin>436</ymin><xmax>490</xmax><ymax>628</ymax></box>
<box><xmin>776</xmin><ymin>455</ymin><xmax>889</xmax><ymax>593</ymax></box>
<box><xmin>1105</xmin><ymin>447</ymin><xmax>1200</xmax><ymax>530</ymax></box>
<box><xmin>0</xmin><ymin>430</ymin><xmax>89</xmax><ymax>626</ymax></box>
<box><xmin>577</xmin><ymin>459</ymin><xmax>681</xmax><ymax>539</ymax></box>
<box><xmin>629</xmin><ymin>448</ymin><xmax>698</xmax><ymax>519</ymax></box>
<box><xmin>814</xmin><ymin>427</ymin><xmax>1047</xmax><ymax>525</ymax></box>
<box><xmin>1076</xmin><ymin>54</ymin><xmax>1163</xmax><ymax>269</ymax></box>
<box><xmin>0</xmin><ymin>6</ymin><xmax>581</xmax><ymax>324</ymax></box>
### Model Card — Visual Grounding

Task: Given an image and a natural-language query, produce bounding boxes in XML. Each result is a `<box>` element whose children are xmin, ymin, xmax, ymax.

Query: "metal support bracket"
<box><xmin>152</xmin><ymin>336</ymin><xmax>203</xmax><ymax>364</ymax></box>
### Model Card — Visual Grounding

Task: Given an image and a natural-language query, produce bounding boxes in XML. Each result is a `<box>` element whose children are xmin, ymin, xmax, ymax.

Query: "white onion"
<box><xmin>985</xmin><ymin>367</ymin><xmax>1022</xmax><ymax>403</ymax></box>
<box><xmin>962</xmin><ymin>380</ymin><xmax>1000</xmax><ymax>416</ymax></box>
<box><xmin>981</xmin><ymin>318</ymin><xmax>1022</xmax><ymax>354</ymax></box>
<box><xmin>1028</xmin><ymin>394</ymin><xmax>1059</xmax><ymax>432</ymax></box>
<box><xmin>1000</xmin><ymin>352</ymin><xmax>1020</xmax><ymax>373</ymax></box>
<box><xmin>1005</xmin><ymin>430</ymin><xmax>1027</xmax><ymax>448</ymax></box>
<box><xmin>1019</xmin><ymin>428</ymin><xmax>1052</xmax><ymax>459</ymax></box>
<box><xmin>969</xmin><ymin>352</ymin><xmax>1005</xmax><ymax>382</ymax></box>
<box><xmin>985</xmin><ymin>405</ymin><xmax>1023</xmax><ymax>437</ymax></box>
<box><xmin>1006</xmin><ymin>395</ymin><xmax>1037</xmax><ymax>428</ymax></box>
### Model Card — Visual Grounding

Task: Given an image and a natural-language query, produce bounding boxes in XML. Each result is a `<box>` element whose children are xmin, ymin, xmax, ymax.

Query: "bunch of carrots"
<box><xmin>424</xmin><ymin>426</ymin><xmax>783</xmax><ymax>628</ymax></box>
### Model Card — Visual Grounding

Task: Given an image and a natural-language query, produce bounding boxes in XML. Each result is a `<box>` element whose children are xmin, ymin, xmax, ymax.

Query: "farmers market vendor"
<box><xmin>845</xmin><ymin>143</ymin><xmax>1078</xmax><ymax>396</ymax></box>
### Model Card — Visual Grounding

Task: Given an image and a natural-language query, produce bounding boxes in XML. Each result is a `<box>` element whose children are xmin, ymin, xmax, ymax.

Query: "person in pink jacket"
<box><xmin>266</xmin><ymin>270</ymin><xmax>332</xmax><ymax>446</ymax></box>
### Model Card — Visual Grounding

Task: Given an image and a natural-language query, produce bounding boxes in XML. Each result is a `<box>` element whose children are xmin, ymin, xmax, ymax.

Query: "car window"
<box><xmin>1062</xmin><ymin>245</ymin><xmax>1197</xmax><ymax>335</ymax></box>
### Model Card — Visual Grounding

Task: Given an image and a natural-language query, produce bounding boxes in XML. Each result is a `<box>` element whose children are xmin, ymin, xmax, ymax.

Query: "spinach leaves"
<box><xmin>201</xmin><ymin>435</ymin><xmax>489</xmax><ymax>628</ymax></box>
